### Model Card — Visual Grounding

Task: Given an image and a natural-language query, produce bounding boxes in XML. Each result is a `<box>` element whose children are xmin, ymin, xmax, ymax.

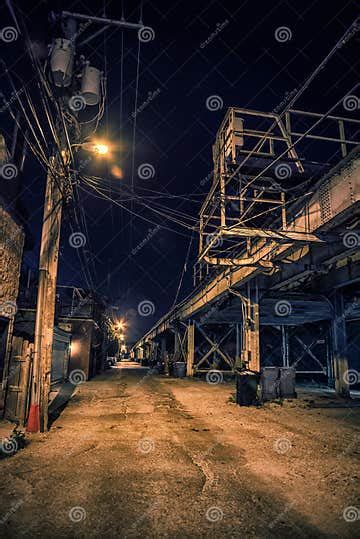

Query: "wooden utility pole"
<box><xmin>27</xmin><ymin>158</ymin><xmax>63</xmax><ymax>432</ymax></box>
<box><xmin>25</xmin><ymin>11</ymin><xmax>145</xmax><ymax>432</ymax></box>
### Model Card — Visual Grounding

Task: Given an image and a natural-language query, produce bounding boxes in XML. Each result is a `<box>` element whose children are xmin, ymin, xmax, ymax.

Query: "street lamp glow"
<box><xmin>94</xmin><ymin>143</ymin><xmax>109</xmax><ymax>155</ymax></box>
<box><xmin>79</xmin><ymin>140</ymin><xmax>112</xmax><ymax>156</ymax></box>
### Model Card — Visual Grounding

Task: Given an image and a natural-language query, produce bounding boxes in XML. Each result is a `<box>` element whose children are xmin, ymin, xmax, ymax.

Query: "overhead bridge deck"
<box><xmin>134</xmin><ymin>147</ymin><xmax>360</xmax><ymax>397</ymax></box>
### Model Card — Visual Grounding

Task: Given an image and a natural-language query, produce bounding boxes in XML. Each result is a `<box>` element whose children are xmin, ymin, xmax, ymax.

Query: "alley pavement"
<box><xmin>1</xmin><ymin>363</ymin><xmax>360</xmax><ymax>538</ymax></box>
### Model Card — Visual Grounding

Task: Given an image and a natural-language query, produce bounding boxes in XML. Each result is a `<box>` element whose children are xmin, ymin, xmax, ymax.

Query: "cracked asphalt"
<box><xmin>1</xmin><ymin>362</ymin><xmax>359</xmax><ymax>538</ymax></box>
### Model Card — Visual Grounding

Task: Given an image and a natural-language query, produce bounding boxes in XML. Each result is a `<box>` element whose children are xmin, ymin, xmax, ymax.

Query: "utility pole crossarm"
<box><xmin>59</xmin><ymin>11</ymin><xmax>145</xmax><ymax>31</ymax></box>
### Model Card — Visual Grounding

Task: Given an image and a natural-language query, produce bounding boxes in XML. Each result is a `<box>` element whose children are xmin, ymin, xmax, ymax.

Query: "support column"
<box><xmin>186</xmin><ymin>322</ymin><xmax>195</xmax><ymax>376</ymax></box>
<box><xmin>161</xmin><ymin>336</ymin><xmax>169</xmax><ymax>376</ymax></box>
<box><xmin>151</xmin><ymin>341</ymin><xmax>157</xmax><ymax>365</ymax></box>
<box><xmin>281</xmin><ymin>325</ymin><xmax>289</xmax><ymax>367</ymax></box>
<box><xmin>247</xmin><ymin>300</ymin><xmax>260</xmax><ymax>372</ymax></box>
<box><xmin>332</xmin><ymin>291</ymin><xmax>350</xmax><ymax>397</ymax></box>
<box><xmin>240</xmin><ymin>284</ymin><xmax>260</xmax><ymax>372</ymax></box>
<box><xmin>235</xmin><ymin>323</ymin><xmax>241</xmax><ymax>369</ymax></box>
<box><xmin>174</xmin><ymin>330</ymin><xmax>181</xmax><ymax>362</ymax></box>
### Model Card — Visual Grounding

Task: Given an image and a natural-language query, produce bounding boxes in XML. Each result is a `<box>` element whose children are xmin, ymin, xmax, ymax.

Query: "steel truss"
<box><xmin>194</xmin><ymin>107</ymin><xmax>360</xmax><ymax>285</ymax></box>
<box><xmin>168</xmin><ymin>321</ymin><xmax>237</xmax><ymax>375</ymax></box>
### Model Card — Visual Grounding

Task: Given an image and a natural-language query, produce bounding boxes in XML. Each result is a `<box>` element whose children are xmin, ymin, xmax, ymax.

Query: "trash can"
<box><xmin>279</xmin><ymin>367</ymin><xmax>296</xmax><ymax>398</ymax></box>
<box><xmin>236</xmin><ymin>371</ymin><xmax>259</xmax><ymax>406</ymax></box>
<box><xmin>260</xmin><ymin>367</ymin><xmax>280</xmax><ymax>401</ymax></box>
<box><xmin>174</xmin><ymin>362</ymin><xmax>186</xmax><ymax>378</ymax></box>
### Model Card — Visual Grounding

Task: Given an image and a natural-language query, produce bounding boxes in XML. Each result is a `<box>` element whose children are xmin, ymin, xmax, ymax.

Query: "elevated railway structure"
<box><xmin>134</xmin><ymin>106</ymin><xmax>360</xmax><ymax>397</ymax></box>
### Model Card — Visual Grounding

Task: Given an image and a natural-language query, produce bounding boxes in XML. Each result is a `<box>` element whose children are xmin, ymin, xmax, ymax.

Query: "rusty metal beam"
<box><xmin>221</xmin><ymin>227</ymin><xmax>326</xmax><ymax>242</ymax></box>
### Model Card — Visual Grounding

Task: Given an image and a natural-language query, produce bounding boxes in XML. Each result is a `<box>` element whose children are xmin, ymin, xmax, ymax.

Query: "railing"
<box><xmin>18</xmin><ymin>284</ymin><xmax>96</xmax><ymax>319</ymax></box>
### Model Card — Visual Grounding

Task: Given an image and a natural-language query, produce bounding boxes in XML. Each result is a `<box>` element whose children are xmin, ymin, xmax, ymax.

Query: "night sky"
<box><xmin>0</xmin><ymin>0</ymin><xmax>359</xmax><ymax>342</ymax></box>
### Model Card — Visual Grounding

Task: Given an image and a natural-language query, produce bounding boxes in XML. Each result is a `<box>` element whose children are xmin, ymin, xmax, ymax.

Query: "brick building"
<box><xmin>0</xmin><ymin>132</ymin><xmax>26</xmax><ymax>413</ymax></box>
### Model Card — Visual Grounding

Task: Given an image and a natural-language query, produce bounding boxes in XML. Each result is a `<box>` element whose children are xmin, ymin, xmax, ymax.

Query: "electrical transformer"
<box><xmin>81</xmin><ymin>64</ymin><xmax>101</xmax><ymax>106</ymax></box>
<box><xmin>50</xmin><ymin>38</ymin><xmax>74</xmax><ymax>87</ymax></box>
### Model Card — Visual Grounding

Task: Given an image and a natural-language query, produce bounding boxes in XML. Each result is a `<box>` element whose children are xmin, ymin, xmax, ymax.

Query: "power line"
<box><xmin>129</xmin><ymin>34</ymin><xmax>141</xmax><ymax>256</ymax></box>
<box><xmin>80</xmin><ymin>180</ymin><xmax>193</xmax><ymax>238</ymax></box>
<box><xmin>171</xmin><ymin>232</ymin><xmax>194</xmax><ymax>309</ymax></box>
<box><xmin>81</xmin><ymin>176</ymin><xmax>198</xmax><ymax>231</ymax></box>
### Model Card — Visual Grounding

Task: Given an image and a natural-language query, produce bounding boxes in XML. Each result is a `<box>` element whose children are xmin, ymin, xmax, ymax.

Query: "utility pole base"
<box><xmin>26</xmin><ymin>404</ymin><xmax>40</xmax><ymax>433</ymax></box>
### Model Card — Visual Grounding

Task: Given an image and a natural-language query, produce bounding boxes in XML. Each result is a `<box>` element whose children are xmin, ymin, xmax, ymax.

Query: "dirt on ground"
<box><xmin>1</xmin><ymin>362</ymin><xmax>360</xmax><ymax>538</ymax></box>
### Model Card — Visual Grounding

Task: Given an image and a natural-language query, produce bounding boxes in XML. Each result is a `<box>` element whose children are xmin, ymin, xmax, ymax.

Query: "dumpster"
<box><xmin>260</xmin><ymin>366</ymin><xmax>297</xmax><ymax>400</ymax></box>
<box><xmin>279</xmin><ymin>367</ymin><xmax>296</xmax><ymax>398</ymax></box>
<box><xmin>174</xmin><ymin>362</ymin><xmax>186</xmax><ymax>378</ymax></box>
<box><xmin>236</xmin><ymin>371</ymin><xmax>259</xmax><ymax>405</ymax></box>
<box><xmin>260</xmin><ymin>366</ymin><xmax>280</xmax><ymax>401</ymax></box>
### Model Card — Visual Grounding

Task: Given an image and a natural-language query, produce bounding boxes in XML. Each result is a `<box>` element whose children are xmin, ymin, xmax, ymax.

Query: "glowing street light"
<box><xmin>94</xmin><ymin>143</ymin><xmax>109</xmax><ymax>155</ymax></box>
<box><xmin>78</xmin><ymin>140</ymin><xmax>112</xmax><ymax>157</ymax></box>
<box><xmin>117</xmin><ymin>319</ymin><xmax>126</xmax><ymax>330</ymax></box>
